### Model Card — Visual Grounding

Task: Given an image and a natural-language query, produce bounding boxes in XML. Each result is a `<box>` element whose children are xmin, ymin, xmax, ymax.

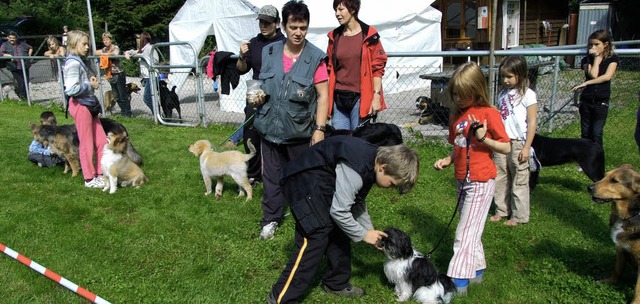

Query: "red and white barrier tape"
<box><xmin>0</xmin><ymin>243</ymin><xmax>111</xmax><ymax>304</ymax></box>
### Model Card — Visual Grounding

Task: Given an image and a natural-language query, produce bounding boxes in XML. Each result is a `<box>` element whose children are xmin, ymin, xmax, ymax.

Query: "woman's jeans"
<box><xmin>331</xmin><ymin>99</ymin><xmax>361</xmax><ymax>131</ymax></box>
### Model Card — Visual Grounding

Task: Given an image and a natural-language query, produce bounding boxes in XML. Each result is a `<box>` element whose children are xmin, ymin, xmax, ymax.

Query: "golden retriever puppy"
<box><xmin>101</xmin><ymin>132</ymin><xmax>148</xmax><ymax>194</ymax></box>
<box><xmin>188</xmin><ymin>139</ymin><xmax>256</xmax><ymax>201</ymax></box>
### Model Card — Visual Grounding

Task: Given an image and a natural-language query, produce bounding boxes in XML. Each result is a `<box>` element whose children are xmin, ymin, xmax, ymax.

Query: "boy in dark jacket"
<box><xmin>267</xmin><ymin>135</ymin><xmax>419</xmax><ymax>303</ymax></box>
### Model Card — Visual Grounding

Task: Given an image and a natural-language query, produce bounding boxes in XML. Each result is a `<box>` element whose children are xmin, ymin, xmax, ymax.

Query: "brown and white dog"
<box><xmin>104</xmin><ymin>83</ymin><xmax>141</xmax><ymax>115</ymax></box>
<box><xmin>588</xmin><ymin>164</ymin><xmax>640</xmax><ymax>304</ymax></box>
<box><xmin>101</xmin><ymin>132</ymin><xmax>148</xmax><ymax>194</ymax></box>
<box><xmin>188</xmin><ymin>139</ymin><xmax>256</xmax><ymax>201</ymax></box>
<box><xmin>402</xmin><ymin>96</ymin><xmax>450</xmax><ymax>129</ymax></box>
<box><xmin>30</xmin><ymin>121</ymin><xmax>80</xmax><ymax>176</ymax></box>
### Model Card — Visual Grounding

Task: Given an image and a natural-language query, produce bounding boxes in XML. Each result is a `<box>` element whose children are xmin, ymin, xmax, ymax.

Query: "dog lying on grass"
<box><xmin>101</xmin><ymin>132</ymin><xmax>148</xmax><ymax>194</ymax></box>
<box><xmin>189</xmin><ymin>138</ymin><xmax>256</xmax><ymax>201</ymax></box>
<box><xmin>588</xmin><ymin>164</ymin><xmax>640</xmax><ymax>304</ymax></box>
<box><xmin>402</xmin><ymin>96</ymin><xmax>450</xmax><ymax>129</ymax></box>
<box><xmin>530</xmin><ymin>134</ymin><xmax>604</xmax><ymax>189</ymax></box>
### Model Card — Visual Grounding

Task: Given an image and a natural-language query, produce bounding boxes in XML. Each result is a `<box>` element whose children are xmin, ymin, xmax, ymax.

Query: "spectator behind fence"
<box><xmin>125</xmin><ymin>32</ymin><xmax>158</xmax><ymax>114</ymax></box>
<box><xmin>326</xmin><ymin>0</ymin><xmax>387</xmax><ymax>130</ymax></box>
<box><xmin>231</xmin><ymin>4</ymin><xmax>287</xmax><ymax>186</ymax></box>
<box><xmin>63</xmin><ymin>30</ymin><xmax>107</xmax><ymax>189</ymax></box>
<box><xmin>0</xmin><ymin>31</ymin><xmax>32</xmax><ymax>100</ymax></box>
<box><xmin>44</xmin><ymin>36</ymin><xmax>67</xmax><ymax>81</ymax></box>
<box><xmin>27</xmin><ymin>111</ymin><xmax>65</xmax><ymax>168</ymax></box>
<box><xmin>572</xmin><ymin>29</ymin><xmax>619</xmax><ymax>149</ymax></box>
<box><xmin>252</xmin><ymin>0</ymin><xmax>329</xmax><ymax>240</ymax></box>
<box><xmin>95</xmin><ymin>32</ymin><xmax>131</xmax><ymax>117</ymax></box>
<box><xmin>433</xmin><ymin>62</ymin><xmax>510</xmax><ymax>295</ymax></box>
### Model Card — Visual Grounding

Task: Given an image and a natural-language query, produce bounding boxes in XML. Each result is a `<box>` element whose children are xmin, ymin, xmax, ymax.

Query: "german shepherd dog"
<box><xmin>402</xmin><ymin>96</ymin><xmax>450</xmax><ymax>129</ymax></box>
<box><xmin>30</xmin><ymin>118</ymin><xmax>143</xmax><ymax>177</ymax></box>
<box><xmin>158</xmin><ymin>80</ymin><xmax>182</xmax><ymax>121</ymax></box>
<box><xmin>104</xmin><ymin>83</ymin><xmax>141</xmax><ymax>115</ymax></box>
<box><xmin>588</xmin><ymin>164</ymin><xmax>640</xmax><ymax>304</ymax></box>
<box><xmin>530</xmin><ymin>134</ymin><xmax>605</xmax><ymax>190</ymax></box>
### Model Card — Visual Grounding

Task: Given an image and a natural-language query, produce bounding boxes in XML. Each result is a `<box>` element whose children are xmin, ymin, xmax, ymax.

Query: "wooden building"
<box><xmin>431</xmin><ymin>0</ymin><xmax>570</xmax><ymax>52</ymax></box>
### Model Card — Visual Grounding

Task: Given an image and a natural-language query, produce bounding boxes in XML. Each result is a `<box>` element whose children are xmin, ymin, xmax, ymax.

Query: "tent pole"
<box><xmin>86</xmin><ymin>0</ymin><xmax>97</xmax><ymax>54</ymax></box>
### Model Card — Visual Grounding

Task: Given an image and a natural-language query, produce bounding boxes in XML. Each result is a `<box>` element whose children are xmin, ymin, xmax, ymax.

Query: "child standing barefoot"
<box><xmin>433</xmin><ymin>62</ymin><xmax>510</xmax><ymax>295</ymax></box>
<box><xmin>491</xmin><ymin>56</ymin><xmax>538</xmax><ymax>226</ymax></box>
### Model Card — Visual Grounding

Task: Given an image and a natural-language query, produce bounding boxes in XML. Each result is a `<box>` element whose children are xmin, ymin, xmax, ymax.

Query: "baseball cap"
<box><xmin>257</xmin><ymin>5</ymin><xmax>279</xmax><ymax>23</ymax></box>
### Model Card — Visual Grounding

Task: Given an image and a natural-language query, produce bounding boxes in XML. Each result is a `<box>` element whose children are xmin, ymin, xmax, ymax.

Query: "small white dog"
<box><xmin>101</xmin><ymin>132</ymin><xmax>148</xmax><ymax>193</ymax></box>
<box><xmin>188</xmin><ymin>138</ymin><xmax>256</xmax><ymax>201</ymax></box>
<box><xmin>379</xmin><ymin>228</ymin><xmax>457</xmax><ymax>304</ymax></box>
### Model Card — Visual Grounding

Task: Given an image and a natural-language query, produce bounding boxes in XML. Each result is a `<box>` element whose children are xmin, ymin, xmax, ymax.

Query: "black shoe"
<box><xmin>321</xmin><ymin>284</ymin><xmax>365</xmax><ymax>298</ymax></box>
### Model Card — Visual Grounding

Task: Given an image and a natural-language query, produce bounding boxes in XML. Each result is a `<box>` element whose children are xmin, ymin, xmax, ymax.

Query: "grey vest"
<box><xmin>253</xmin><ymin>40</ymin><xmax>326</xmax><ymax>144</ymax></box>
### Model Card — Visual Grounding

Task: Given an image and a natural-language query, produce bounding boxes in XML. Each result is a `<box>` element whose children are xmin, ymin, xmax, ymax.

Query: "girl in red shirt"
<box><xmin>434</xmin><ymin>62</ymin><xmax>510</xmax><ymax>295</ymax></box>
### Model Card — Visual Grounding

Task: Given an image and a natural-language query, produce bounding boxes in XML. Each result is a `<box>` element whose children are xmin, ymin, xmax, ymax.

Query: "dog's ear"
<box><xmin>621</xmin><ymin>164</ymin><xmax>636</xmax><ymax>171</ymax></box>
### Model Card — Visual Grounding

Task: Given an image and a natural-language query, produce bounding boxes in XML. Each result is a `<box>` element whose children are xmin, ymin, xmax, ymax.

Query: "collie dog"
<box><xmin>379</xmin><ymin>228</ymin><xmax>456</xmax><ymax>303</ymax></box>
<box><xmin>188</xmin><ymin>139</ymin><xmax>256</xmax><ymax>201</ymax></box>
<box><xmin>101</xmin><ymin>132</ymin><xmax>148</xmax><ymax>193</ymax></box>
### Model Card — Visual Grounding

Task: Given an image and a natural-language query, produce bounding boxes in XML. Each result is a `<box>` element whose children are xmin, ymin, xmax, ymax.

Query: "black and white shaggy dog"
<box><xmin>379</xmin><ymin>228</ymin><xmax>456</xmax><ymax>303</ymax></box>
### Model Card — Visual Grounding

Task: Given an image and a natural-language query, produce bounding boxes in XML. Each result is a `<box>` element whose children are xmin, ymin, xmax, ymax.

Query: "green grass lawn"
<box><xmin>0</xmin><ymin>95</ymin><xmax>638</xmax><ymax>304</ymax></box>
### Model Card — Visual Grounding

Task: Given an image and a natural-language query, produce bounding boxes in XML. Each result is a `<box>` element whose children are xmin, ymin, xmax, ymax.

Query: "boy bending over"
<box><xmin>267</xmin><ymin>135</ymin><xmax>419</xmax><ymax>303</ymax></box>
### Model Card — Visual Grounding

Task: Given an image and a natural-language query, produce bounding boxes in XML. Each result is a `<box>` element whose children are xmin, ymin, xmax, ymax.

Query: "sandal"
<box><xmin>489</xmin><ymin>215</ymin><xmax>503</xmax><ymax>222</ymax></box>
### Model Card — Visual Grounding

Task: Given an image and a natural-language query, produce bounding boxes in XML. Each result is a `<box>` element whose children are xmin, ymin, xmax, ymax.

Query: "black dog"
<box><xmin>158</xmin><ymin>80</ymin><xmax>182</xmax><ymax>121</ymax></box>
<box><xmin>325</xmin><ymin>122</ymin><xmax>403</xmax><ymax>147</ymax></box>
<box><xmin>529</xmin><ymin>134</ymin><xmax>605</xmax><ymax>189</ymax></box>
<box><xmin>416</xmin><ymin>96</ymin><xmax>450</xmax><ymax>128</ymax></box>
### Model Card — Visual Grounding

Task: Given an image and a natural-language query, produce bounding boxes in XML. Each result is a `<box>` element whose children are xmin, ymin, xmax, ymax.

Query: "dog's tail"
<box><xmin>125</xmin><ymin>142</ymin><xmax>144</xmax><ymax>166</ymax></box>
<box><xmin>245</xmin><ymin>138</ymin><xmax>257</xmax><ymax>161</ymax></box>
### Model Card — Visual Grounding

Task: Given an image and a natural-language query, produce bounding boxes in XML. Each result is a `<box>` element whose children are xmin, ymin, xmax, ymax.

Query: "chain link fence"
<box><xmin>2</xmin><ymin>46</ymin><xmax>639</xmax><ymax>141</ymax></box>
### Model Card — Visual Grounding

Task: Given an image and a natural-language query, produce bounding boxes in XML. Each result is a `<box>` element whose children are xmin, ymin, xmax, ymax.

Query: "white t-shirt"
<box><xmin>497</xmin><ymin>88</ymin><xmax>537</xmax><ymax>141</ymax></box>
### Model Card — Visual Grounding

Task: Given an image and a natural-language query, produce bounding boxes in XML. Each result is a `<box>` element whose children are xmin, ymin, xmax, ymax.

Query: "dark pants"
<box><xmin>243</xmin><ymin>106</ymin><xmax>261</xmax><ymax>180</ymax></box>
<box><xmin>260</xmin><ymin>139</ymin><xmax>309</xmax><ymax>227</ymax></box>
<box><xmin>27</xmin><ymin>153</ymin><xmax>64</xmax><ymax>167</ymax></box>
<box><xmin>579</xmin><ymin>98</ymin><xmax>609</xmax><ymax>148</ymax></box>
<box><xmin>109</xmin><ymin>72</ymin><xmax>131</xmax><ymax>116</ymax></box>
<box><xmin>11</xmin><ymin>69</ymin><xmax>28</xmax><ymax>100</ymax></box>
<box><xmin>271</xmin><ymin>169</ymin><xmax>352</xmax><ymax>303</ymax></box>
<box><xmin>636</xmin><ymin>108</ymin><xmax>640</xmax><ymax>155</ymax></box>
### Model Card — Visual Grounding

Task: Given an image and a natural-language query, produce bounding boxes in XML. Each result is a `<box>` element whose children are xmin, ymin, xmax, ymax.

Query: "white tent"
<box><xmin>169</xmin><ymin>0</ymin><xmax>442</xmax><ymax>113</ymax></box>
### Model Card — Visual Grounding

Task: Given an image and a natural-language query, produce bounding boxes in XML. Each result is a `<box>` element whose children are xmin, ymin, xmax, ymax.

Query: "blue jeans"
<box><xmin>230</xmin><ymin>126</ymin><xmax>243</xmax><ymax>145</ymax></box>
<box><xmin>331</xmin><ymin>99</ymin><xmax>361</xmax><ymax>130</ymax></box>
<box><xmin>579</xmin><ymin>98</ymin><xmax>609</xmax><ymax>148</ymax></box>
<box><xmin>142</xmin><ymin>78</ymin><xmax>153</xmax><ymax>113</ymax></box>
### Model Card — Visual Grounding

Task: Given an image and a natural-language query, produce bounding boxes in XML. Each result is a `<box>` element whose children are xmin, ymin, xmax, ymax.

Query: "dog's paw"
<box><xmin>109</xmin><ymin>189</ymin><xmax>117</xmax><ymax>194</ymax></box>
<box><xmin>215</xmin><ymin>193</ymin><xmax>222</xmax><ymax>200</ymax></box>
<box><xmin>102</xmin><ymin>187</ymin><xmax>109</xmax><ymax>192</ymax></box>
<box><xmin>204</xmin><ymin>191</ymin><xmax>211</xmax><ymax>196</ymax></box>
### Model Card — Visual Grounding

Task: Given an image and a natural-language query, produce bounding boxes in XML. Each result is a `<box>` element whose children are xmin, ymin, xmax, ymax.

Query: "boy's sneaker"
<box><xmin>322</xmin><ymin>284</ymin><xmax>365</xmax><ymax>298</ymax></box>
<box><xmin>84</xmin><ymin>177</ymin><xmax>105</xmax><ymax>188</ymax></box>
<box><xmin>260</xmin><ymin>222</ymin><xmax>278</xmax><ymax>240</ymax></box>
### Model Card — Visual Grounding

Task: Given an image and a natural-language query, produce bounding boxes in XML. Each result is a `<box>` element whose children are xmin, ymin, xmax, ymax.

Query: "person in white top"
<box><xmin>491</xmin><ymin>56</ymin><xmax>538</xmax><ymax>226</ymax></box>
<box><xmin>125</xmin><ymin>32</ymin><xmax>158</xmax><ymax>114</ymax></box>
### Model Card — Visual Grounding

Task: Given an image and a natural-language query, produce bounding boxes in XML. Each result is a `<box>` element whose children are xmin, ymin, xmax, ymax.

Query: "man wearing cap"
<box><xmin>234</xmin><ymin>4</ymin><xmax>287</xmax><ymax>191</ymax></box>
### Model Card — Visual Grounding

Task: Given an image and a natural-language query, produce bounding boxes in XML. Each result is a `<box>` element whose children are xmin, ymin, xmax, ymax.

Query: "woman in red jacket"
<box><xmin>327</xmin><ymin>0</ymin><xmax>387</xmax><ymax>130</ymax></box>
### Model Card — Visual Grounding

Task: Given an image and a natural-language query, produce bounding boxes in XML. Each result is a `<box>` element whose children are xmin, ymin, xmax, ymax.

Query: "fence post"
<box><xmin>547</xmin><ymin>55</ymin><xmax>561</xmax><ymax>132</ymax></box>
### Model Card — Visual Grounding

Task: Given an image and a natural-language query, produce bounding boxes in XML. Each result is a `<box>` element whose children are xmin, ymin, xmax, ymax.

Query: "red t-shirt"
<box><xmin>448</xmin><ymin>106</ymin><xmax>509</xmax><ymax>181</ymax></box>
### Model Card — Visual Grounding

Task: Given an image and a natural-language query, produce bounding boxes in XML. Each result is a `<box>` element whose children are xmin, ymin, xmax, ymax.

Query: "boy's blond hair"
<box><xmin>101</xmin><ymin>32</ymin><xmax>113</xmax><ymax>40</ymax></box>
<box><xmin>376</xmin><ymin>144</ymin><xmax>419</xmax><ymax>194</ymax></box>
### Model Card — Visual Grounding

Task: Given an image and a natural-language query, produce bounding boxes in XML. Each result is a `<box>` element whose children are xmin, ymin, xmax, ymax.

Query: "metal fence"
<box><xmin>2</xmin><ymin>44</ymin><xmax>639</xmax><ymax>140</ymax></box>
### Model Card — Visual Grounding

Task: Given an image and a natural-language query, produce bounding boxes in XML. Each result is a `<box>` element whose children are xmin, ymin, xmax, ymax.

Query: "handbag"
<box><xmin>333</xmin><ymin>89</ymin><xmax>360</xmax><ymax>112</ymax></box>
<box><xmin>76</xmin><ymin>95</ymin><xmax>102</xmax><ymax>116</ymax></box>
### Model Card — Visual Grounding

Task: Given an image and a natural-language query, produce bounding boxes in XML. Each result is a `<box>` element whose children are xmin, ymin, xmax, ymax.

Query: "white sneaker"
<box><xmin>577</xmin><ymin>166</ymin><xmax>583</xmax><ymax>172</ymax></box>
<box><xmin>260</xmin><ymin>222</ymin><xmax>278</xmax><ymax>240</ymax></box>
<box><xmin>84</xmin><ymin>177</ymin><xmax>105</xmax><ymax>188</ymax></box>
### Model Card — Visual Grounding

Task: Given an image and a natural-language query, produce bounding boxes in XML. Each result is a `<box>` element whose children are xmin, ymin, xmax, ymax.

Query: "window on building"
<box><xmin>444</xmin><ymin>0</ymin><xmax>477</xmax><ymax>39</ymax></box>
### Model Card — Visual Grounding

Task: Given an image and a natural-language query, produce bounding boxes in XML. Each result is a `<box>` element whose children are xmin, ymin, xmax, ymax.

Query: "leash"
<box><xmin>427</xmin><ymin>121</ymin><xmax>483</xmax><ymax>258</ymax></box>
<box><xmin>218</xmin><ymin>112</ymin><xmax>255</xmax><ymax>148</ymax></box>
<box><xmin>356</xmin><ymin>114</ymin><xmax>377</xmax><ymax>128</ymax></box>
